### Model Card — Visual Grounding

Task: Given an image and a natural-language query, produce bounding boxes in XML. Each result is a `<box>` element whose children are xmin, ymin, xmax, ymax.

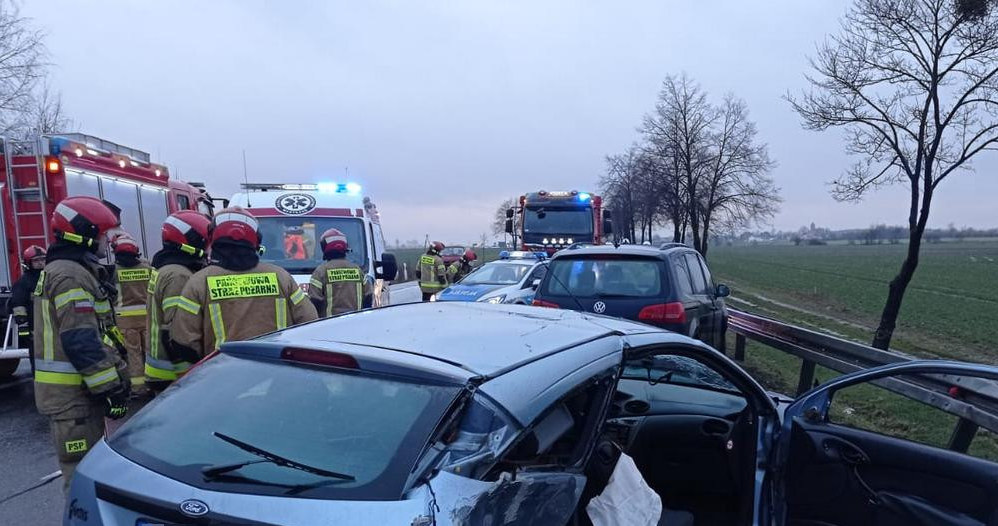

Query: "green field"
<box><xmin>709</xmin><ymin>240</ymin><xmax>998</xmax><ymax>362</ymax></box>
<box><xmin>710</xmin><ymin>240</ymin><xmax>998</xmax><ymax>460</ymax></box>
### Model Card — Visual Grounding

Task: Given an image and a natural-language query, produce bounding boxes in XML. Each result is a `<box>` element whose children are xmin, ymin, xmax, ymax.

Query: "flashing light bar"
<box><xmin>246</xmin><ymin>182</ymin><xmax>363</xmax><ymax>195</ymax></box>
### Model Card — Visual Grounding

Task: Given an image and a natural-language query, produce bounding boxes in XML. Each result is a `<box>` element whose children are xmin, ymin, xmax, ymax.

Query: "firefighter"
<box><xmin>171</xmin><ymin>208</ymin><xmax>317</xmax><ymax>360</ymax></box>
<box><xmin>144</xmin><ymin>211</ymin><xmax>211</xmax><ymax>390</ymax></box>
<box><xmin>417</xmin><ymin>241</ymin><xmax>448</xmax><ymax>301</ymax></box>
<box><xmin>110</xmin><ymin>233</ymin><xmax>153</xmax><ymax>397</ymax></box>
<box><xmin>308</xmin><ymin>228</ymin><xmax>372</xmax><ymax>317</ymax></box>
<box><xmin>447</xmin><ymin>248</ymin><xmax>477</xmax><ymax>282</ymax></box>
<box><xmin>284</xmin><ymin>225</ymin><xmax>307</xmax><ymax>259</ymax></box>
<box><xmin>10</xmin><ymin>245</ymin><xmax>46</xmax><ymax>371</ymax></box>
<box><xmin>33</xmin><ymin>197</ymin><xmax>128</xmax><ymax>488</ymax></box>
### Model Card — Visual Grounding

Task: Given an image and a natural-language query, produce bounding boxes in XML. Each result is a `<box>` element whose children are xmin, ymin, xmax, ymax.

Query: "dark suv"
<box><xmin>532</xmin><ymin>243</ymin><xmax>730</xmax><ymax>350</ymax></box>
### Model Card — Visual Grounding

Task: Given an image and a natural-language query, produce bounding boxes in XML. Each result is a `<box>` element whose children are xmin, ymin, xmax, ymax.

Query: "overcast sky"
<box><xmin>25</xmin><ymin>1</ymin><xmax>998</xmax><ymax>243</ymax></box>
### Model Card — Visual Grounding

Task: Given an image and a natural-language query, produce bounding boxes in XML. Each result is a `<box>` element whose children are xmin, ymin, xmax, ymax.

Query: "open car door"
<box><xmin>776</xmin><ymin>360</ymin><xmax>998</xmax><ymax>526</ymax></box>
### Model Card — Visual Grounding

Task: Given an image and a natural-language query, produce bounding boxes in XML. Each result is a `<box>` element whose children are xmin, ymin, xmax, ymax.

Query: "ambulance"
<box><xmin>227</xmin><ymin>183</ymin><xmax>398</xmax><ymax>307</ymax></box>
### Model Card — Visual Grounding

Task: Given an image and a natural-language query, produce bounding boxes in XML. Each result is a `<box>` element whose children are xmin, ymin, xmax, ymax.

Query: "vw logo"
<box><xmin>593</xmin><ymin>301</ymin><xmax>607</xmax><ymax>314</ymax></box>
<box><xmin>275</xmin><ymin>193</ymin><xmax>316</xmax><ymax>215</ymax></box>
<box><xmin>179</xmin><ymin>499</ymin><xmax>209</xmax><ymax>518</ymax></box>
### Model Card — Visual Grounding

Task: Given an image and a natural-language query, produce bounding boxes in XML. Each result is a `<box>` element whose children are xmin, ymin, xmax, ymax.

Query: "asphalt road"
<box><xmin>0</xmin><ymin>359</ymin><xmax>64</xmax><ymax>525</ymax></box>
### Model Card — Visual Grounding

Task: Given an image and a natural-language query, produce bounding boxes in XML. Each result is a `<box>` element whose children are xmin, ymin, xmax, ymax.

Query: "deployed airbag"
<box><xmin>586</xmin><ymin>452</ymin><xmax>662</xmax><ymax>526</ymax></box>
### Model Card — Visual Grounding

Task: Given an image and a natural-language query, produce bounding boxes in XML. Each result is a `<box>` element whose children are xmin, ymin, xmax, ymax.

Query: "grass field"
<box><xmin>710</xmin><ymin>239</ymin><xmax>998</xmax><ymax>460</ymax></box>
<box><xmin>709</xmin><ymin>240</ymin><xmax>998</xmax><ymax>361</ymax></box>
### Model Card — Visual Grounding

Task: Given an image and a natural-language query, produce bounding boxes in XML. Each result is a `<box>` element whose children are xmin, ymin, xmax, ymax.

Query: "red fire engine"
<box><xmin>0</xmin><ymin>133</ymin><xmax>212</xmax><ymax>376</ymax></box>
<box><xmin>505</xmin><ymin>190</ymin><xmax>613</xmax><ymax>254</ymax></box>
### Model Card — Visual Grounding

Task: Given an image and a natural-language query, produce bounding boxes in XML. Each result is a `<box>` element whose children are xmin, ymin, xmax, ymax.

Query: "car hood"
<box><xmin>69</xmin><ymin>441</ymin><xmax>430</xmax><ymax>526</ymax></box>
<box><xmin>437</xmin><ymin>283</ymin><xmax>508</xmax><ymax>302</ymax></box>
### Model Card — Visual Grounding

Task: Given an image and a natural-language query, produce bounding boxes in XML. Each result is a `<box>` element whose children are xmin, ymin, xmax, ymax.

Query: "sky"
<box><xmin>23</xmin><ymin>1</ymin><xmax>998</xmax><ymax>243</ymax></box>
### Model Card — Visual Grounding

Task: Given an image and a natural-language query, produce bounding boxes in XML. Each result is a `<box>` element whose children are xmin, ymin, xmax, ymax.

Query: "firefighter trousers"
<box><xmin>48</xmin><ymin>402</ymin><xmax>104</xmax><ymax>491</ymax></box>
<box><xmin>123</xmin><ymin>327</ymin><xmax>148</xmax><ymax>395</ymax></box>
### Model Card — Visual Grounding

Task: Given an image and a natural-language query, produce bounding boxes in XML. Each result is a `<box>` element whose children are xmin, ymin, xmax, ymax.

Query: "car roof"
<box><xmin>485</xmin><ymin>258</ymin><xmax>539</xmax><ymax>267</ymax></box>
<box><xmin>251</xmin><ymin>302</ymin><xmax>651</xmax><ymax>378</ymax></box>
<box><xmin>551</xmin><ymin>243</ymin><xmax>695</xmax><ymax>259</ymax></box>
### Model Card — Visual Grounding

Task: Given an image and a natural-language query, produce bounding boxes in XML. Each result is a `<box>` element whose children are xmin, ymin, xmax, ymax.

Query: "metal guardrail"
<box><xmin>727</xmin><ymin>308</ymin><xmax>998</xmax><ymax>453</ymax></box>
<box><xmin>0</xmin><ymin>314</ymin><xmax>28</xmax><ymax>360</ymax></box>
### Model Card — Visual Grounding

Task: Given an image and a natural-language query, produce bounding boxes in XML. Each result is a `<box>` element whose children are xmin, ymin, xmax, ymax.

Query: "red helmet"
<box><xmin>463</xmin><ymin>249</ymin><xmax>477</xmax><ymax>262</ymax></box>
<box><xmin>211</xmin><ymin>207</ymin><xmax>260</xmax><ymax>249</ymax></box>
<box><xmin>22</xmin><ymin>245</ymin><xmax>46</xmax><ymax>262</ymax></box>
<box><xmin>320</xmin><ymin>228</ymin><xmax>349</xmax><ymax>255</ymax></box>
<box><xmin>163</xmin><ymin>210</ymin><xmax>211</xmax><ymax>256</ymax></box>
<box><xmin>51</xmin><ymin>196</ymin><xmax>119</xmax><ymax>247</ymax></box>
<box><xmin>430</xmin><ymin>241</ymin><xmax>445</xmax><ymax>253</ymax></box>
<box><xmin>111</xmin><ymin>234</ymin><xmax>140</xmax><ymax>256</ymax></box>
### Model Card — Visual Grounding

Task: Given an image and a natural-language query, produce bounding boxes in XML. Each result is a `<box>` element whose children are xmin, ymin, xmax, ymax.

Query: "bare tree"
<box><xmin>0</xmin><ymin>1</ymin><xmax>47</xmax><ymax>136</ymax></box>
<box><xmin>17</xmin><ymin>82</ymin><xmax>72</xmax><ymax>138</ymax></box>
<box><xmin>601</xmin><ymin>149</ymin><xmax>641</xmax><ymax>242</ymax></box>
<box><xmin>491</xmin><ymin>197</ymin><xmax>516</xmax><ymax>237</ymax></box>
<box><xmin>788</xmin><ymin>0</ymin><xmax>998</xmax><ymax>349</ymax></box>
<box><xmin>697</xmin><ymin>95</ymin><xmax>779</xmax><ymax>257</ymax></box>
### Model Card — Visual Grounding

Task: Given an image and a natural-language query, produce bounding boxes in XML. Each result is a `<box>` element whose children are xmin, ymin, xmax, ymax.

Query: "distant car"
<box><xmin>532</xmin><ymin>243</ymin><xmax>730</xmax><ymax>350</ymax></box>
<box><xmin>435</xmin><ymin>252</ymin><xmax>548</xmax><ymax>304</ymax></box>
<box><xmin>67</xmin><ymin>303</ymin><xmax>998</xmax><ymax>526</ymax></box>
<box><xmin>439</xmin><ymin>246</ymin><xmax>466</xmax><ymax>266</ymax></box>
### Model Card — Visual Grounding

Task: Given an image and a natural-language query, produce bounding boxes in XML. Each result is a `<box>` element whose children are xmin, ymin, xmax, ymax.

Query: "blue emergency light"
<box><xmin>578</xmin><ymin>192</ymin><xmax>591</xmax><ymax>202</ymax></box>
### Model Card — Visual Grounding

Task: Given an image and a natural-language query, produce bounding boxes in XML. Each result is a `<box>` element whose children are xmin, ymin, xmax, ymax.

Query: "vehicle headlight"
<box><xmin>542</xmin><ymin>238</ymin><xmax>549</xmax><ymax>244</ymax></box>
<box><xmin>567</xmin><ymin>238</ymin><xmax>574</xmax><ymax>244</ymax></box>
<box><xmin>480</xmin><ymin>294</ymin><xmax>506</xmax><ymax>304</ymax></box>
<box><xmin>559</xmin><ymin>238</ymin><xmax>565</xmax><ymax>244</ymax></box>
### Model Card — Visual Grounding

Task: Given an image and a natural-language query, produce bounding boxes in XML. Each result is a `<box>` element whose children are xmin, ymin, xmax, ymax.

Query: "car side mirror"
<box><xmin>505</xmin><ymin>219</ymin><xmax>514</xmax><ymax>234</ymax></box>
<box><xmin>531</xmin><ymin>278</ymin><xmax>541</xmax><ymax>290</ymax></box>
<box><xmin>715</xmin><ymin>283</ymin><xmax>731</xmax><ymax>298</ymax></box>
<box><xmin>603</xmin><ymin>209</ymin><xmax>612</xmax><ymax>220</ymax></box>
<box><xmin>603</xmin><ymin>219</ymin><xmax>613</xmax><ymax>235</ymax></box>
<box><xmin>505</xmin><ymin>208</ymin><xmax>514</xmax><ymax>219</ymax></box>
<box><xmin>376</xmin><ymin>253</ymin><xmax>398</xmax><ymax>281</ymax></box>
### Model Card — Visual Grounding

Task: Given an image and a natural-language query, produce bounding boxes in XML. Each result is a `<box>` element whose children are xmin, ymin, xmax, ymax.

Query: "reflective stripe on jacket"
<box><xmin>418</xmin><ymin>253</ymin><xmax>448</xmax><ymax>293</ymax></box>
<box><xmin>171</xmin><ymin>262</ymin><xmax>318</xmax><ymax>357</ymax></box>
<box><xmin>33</xmin><ymin>260</ymin><xmax>125</xmax><ymax>417</ymax></box>
<box><xmin>308</xmin><ymin>259</ymin><xmax>372</xmax><ymax>317</ymax></box>
<box><xmin>145</xmin><ymin>265</ymin><xmax>193</xmax><ymax>381</ymax></box>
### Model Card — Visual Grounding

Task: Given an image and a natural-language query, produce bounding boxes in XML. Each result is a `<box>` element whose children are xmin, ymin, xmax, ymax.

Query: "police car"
<box><xmin>434</xmin><ymin>251</ymin><xmax>547</xmax><ymax>304</ymax></box>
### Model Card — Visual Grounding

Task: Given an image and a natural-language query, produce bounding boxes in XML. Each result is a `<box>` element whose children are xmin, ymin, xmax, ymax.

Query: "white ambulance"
<box><xmin>227</xmin><ymin>183</ymin><xmax>397</xmax><ymax>307</ymax></box>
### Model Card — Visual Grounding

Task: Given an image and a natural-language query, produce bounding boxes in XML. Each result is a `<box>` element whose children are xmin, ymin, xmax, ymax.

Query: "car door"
<box><xmin>519</xmin><ymin>263</ymin><xmax>547</xmax><ymax>304</ymax></box>
<box><xmin>689</xmin><ymin>253</ymin><xmax>726</xmax><ymax>350</ymax></box>
<box><xmin>776</xmin><ymin>360</ymin><xmax>998</xmax><ymax>526</ymax></box>
<box><xmin>672</xmin><ymin>254</ymin><xmax>705</xmax><ymax>337</ymax></box>
<box><xmin>683</xmin><ymin>253</ymin><xmax>717</xmax><ymax>346</ymax></box>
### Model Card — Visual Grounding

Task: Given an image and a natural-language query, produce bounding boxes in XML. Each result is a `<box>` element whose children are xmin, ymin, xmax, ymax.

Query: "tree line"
<box><xmin>599</xmin><ymin>74</ymin><xmax>781</xmax><ymax>258</ymax></box>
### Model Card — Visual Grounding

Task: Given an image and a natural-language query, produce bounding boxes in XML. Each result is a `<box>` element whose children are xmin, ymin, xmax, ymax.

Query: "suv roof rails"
<box><xmin>659</xmin><ymin>242</ymin><xmax>689</xmax><ymax>250</ymax></box>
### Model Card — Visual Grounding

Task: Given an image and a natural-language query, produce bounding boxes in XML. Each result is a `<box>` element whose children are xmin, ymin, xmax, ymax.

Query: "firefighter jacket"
<box><xmin>447</xmin><ymin>259</ymin><xmax>473</xmax><ymax>282</ymax></box>
<box><xmin>115</xmin><ymin>260</ymin><xmax>153</xmax><ymax>330</ymax></box>
<box><xmin>171</xmin><ymin>262</ymin><xmax>318</xmax><ymax>358</ymax></box>
<box><xmin>308</xmin><ymin>259</ymin><xmax>372</xmax><ymax>317</ymax></box>
<box><xmin>418</xmin><ymin>253</ymin><xmax>448</xmax><ymax>294</ymax></box>
<box><xmin>11</xmin><ymin>269</ymin><xmax>41</xmax><ymax>327</ymax></box>
<box><xmin>33</xmin><ymin>259</ymin><xmax>126</xmax><ymax>418</ymax></box>
<box><xmin>145</xmin><ymin>264</ymin><xmax>195</xmax><ymax>382</ymax></box>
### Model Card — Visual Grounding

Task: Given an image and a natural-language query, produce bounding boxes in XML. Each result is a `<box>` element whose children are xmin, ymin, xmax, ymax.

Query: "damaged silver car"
<box><xmin>64</xmin><ymin>302</ymin><xmax>998</xmax><ymax>526</ymax></box>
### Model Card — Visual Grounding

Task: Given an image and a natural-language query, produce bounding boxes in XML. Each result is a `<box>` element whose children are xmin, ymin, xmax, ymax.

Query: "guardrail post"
<box><xmin>948</xmin><ymin>418</ymin><xmax>979</xmax><ymax>453</ymax></box>
<box><xmin>796</xmin><ymin>360</ymin><xmax>816</xmax><ymax>395</ymax></box>
<box><xmin>734</xmin><ymin>334</ymin><xmax>746</xmax><ymax>362</ymax></box>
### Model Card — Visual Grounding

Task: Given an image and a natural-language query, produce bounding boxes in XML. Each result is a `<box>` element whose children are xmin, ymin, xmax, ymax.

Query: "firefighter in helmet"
<box><xmin>10</xmin><ymin>245</ymin><xmax>46</xmax><ymax>371</ymax></box>
<box><xmin>34</xmin><ymin>197</ymin><xmax>128</xmax><ymax>488</ymax></box>
<box><xmin>144</xmin><ymin>211</ymin><xmax>211</xmax><ymax>391</ymax></box>
<box><xmin>284</xmin><ymin>225</ymin><xmax>307</xmax><ymax>260</ymax></box>
<box><xmin>110</xmin><ymin>233</ymin><xmax>153</xmax><ymax>397</ymax></box>
<box><xmin>447</xmin><ymin>248</ymin><xmax>477</xmax><ymax>283</ymax></box>
<box><xmin>417</xmin><ymin>241</ymin><xmax>448</xmax><ymax>301</ymax></box>
<box><xmin>171</xmin><ymin>208</ymin><xmax>317</xmax><ymax>360</ymax></box>
<box><xmin>308</xmin><ymin>228</ymin><xmax>372</xmax><ymax>317</ymax></box>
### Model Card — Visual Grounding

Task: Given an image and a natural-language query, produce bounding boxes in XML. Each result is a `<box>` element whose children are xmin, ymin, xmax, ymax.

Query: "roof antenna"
<box><xmin>242</xmin><ymin>149</ymin><xmax>251</xmax><ymax>207</ymax></box>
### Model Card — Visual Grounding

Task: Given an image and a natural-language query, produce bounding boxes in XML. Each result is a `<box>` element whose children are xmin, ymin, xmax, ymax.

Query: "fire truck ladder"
<box><xmin>1</xmin><ymin>137</ymin><xmax>51</xmax><ymax>251</ymax></box>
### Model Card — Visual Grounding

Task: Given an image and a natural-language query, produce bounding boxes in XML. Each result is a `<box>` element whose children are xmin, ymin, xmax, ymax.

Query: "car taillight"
<box><xmin>532</xmin><ymin>299</ymin><xmax>560</xmax><ymax>308</ymax></box>
<box><xmin>281</xmin><ymin>347</ymin><xmax>358</xmax><ymax>368</ymax></box>
<box><xmin>638</xmin><ymin>302</ymin><xmax>686</xmax><ymax>323</ymax></box>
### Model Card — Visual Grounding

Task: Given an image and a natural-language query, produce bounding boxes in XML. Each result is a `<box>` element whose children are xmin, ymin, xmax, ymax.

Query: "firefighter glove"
<box><xmin>105</xmin><ymin>386</ymin><xmax>129</xmax><ymax>420</ymax></box>
<box><xmin>14</xmin><ymin>314</ymin><xmax>27</xmax><ymax>326</ymax></box>
<box><xmin>437</xmin><ymin>276</ymin><xmax>446</xmax><ymax>285</ymax></box>
<box><xmin>415</xmin><ymin>269</ymin><xmax>422</xmax><ymax>279</ymax></box>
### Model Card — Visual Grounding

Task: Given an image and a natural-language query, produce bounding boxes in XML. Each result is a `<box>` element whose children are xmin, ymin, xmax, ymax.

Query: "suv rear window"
<box><xmin>542</xmin><ymin>257</ymin><xmax>665</xmax><ymax>298</ymax></box>
<box><xmin>109</xmin><ymin>354</ymin><xmax>460</xmax><ymax>500</ymax></box>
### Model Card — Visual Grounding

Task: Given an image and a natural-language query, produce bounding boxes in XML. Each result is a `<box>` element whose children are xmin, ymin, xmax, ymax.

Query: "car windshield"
<box><xmin>622</xmin><ymin>355</ymin><xmax>739</xmax><ymax>393</ymax></box>
<box><xmin>542</xmin><ymin>257</ymin><xmax>665</xmax><ymax>298</ymax></box>
<box><xmin>522</xmin><ymin>207</ymin><xmax>594</xmax><ymax>236</ymax></box>
<box><xmin>461</xmin><ymin>262</ymin><xmax>532</xmax><ymax>285</ymax></box>
<box><xmin>257</xmin><ymin>217</ymin><xmax>368</xmax><ymax>274</ymax></box>
<box><xmin>108</xmin><ymin>354</ymin><xmax>460</xmax><ymax>500</ymax></box>
<box><xmin>440</xmin><ymin>247</ymin><xmax>465</xmax><ymax>256</ymax></box>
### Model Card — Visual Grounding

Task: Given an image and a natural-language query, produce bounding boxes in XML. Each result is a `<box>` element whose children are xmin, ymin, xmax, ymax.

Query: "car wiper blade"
<box><xmin>203</xmin><ymin>470</ymin><xmax>351</xmax><ymax>496</ymax></box>
<box><xmin>205</xmin><ymin>431</ymin><xmax>355</xmax><ymax>481</ymax></box>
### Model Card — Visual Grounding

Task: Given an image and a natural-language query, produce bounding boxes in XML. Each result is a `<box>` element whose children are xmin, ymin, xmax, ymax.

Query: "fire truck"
<box><xmin>227</xmin><ymin>182</ymin><xmax>398</xmax><ymax>307</ymax></box>
<box><xmin>505</xmin><ymin>190</ymin><xmax>613</xmax><ymax>254</ymax></box>
<box><xmin>0</xmin><ymin>133</ymin><xmax>213</xmax><ymax>377</ymax></box>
